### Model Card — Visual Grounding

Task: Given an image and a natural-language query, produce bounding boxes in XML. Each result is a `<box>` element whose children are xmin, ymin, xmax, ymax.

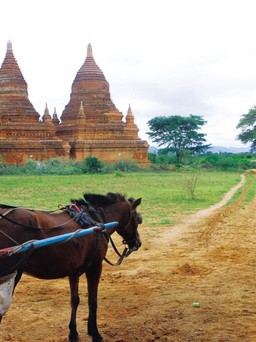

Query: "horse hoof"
<box><xmin>92</xmin><ymin>337</ymin><xmax>103</xmax><ymax>342</ymax></box>
<box><xmin>69</xmin><ymin>333</ymin><xmax>79</xmax><ymax>342</ymax></box>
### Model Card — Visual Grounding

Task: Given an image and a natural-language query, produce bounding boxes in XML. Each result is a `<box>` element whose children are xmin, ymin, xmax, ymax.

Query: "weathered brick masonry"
<box><xmin>0</xmin><ymin>41</ymin><xmax>148</xmax><ymax>165</ymax></box>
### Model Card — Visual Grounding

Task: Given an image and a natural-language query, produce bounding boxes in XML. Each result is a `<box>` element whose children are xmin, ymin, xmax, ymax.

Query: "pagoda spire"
<box><xmin>0</xmin><ymin>40</ymin><xmax>27</xmax><ymax>88</ymax></box>
<box><xmin>0</xmin><ymin>40</ymin><xmax>39</xmax><ymax>123</ymax></box>
<box><xmin>126</xmin><ymin>104</ymin><xmax>136</xmax><ymax>124</ymax></box>
<box><xmin>74</xmin><ymin>43</ymin><xmax>106</xmax><ymax>82</ymax></box>
<box><xmin>59</xmin><ymin>42</ymin><xmax>116</xmax><ymax>133</ymax></box>
<box><xmin>42</xmin><ymin>103</ymin><xmax>53</xmax><ymax>125</ymax></box>
<box><xmin>7</xmin><ymin>40</ymin><xmax>12</xmax><ymax>51</ymax></box>
<box><xmin>87</xmin><ymin>43</ymin><xmax>93</xmax><ymax>58</ymax></box>
<box><xmin>125</xmin><ymin>104</ymin><xmax>139</xmax><ymax>139</ymax></box>
<box><xmin>52</xmin><ymin>107</ymin><xmax>60</xmax><ymax>126</ymax></box>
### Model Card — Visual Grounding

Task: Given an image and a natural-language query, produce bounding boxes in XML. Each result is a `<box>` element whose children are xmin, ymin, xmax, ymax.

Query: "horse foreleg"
<box><xmin>68</xmin><ymin>275</ymin><xmax>80</xmax><ymax>342</ymax></box>
<box><xmin>86</xmin><ymin>263</ymin><xmax>103</xmax><ymax>342</ymax></box>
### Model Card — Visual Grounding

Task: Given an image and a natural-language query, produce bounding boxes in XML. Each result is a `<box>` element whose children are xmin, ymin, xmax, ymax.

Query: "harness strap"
<box><xmin>0</xmin><ymin>203</ymin><xmax>61</xmax><ymax>213</ymax></box>
<box><xmin>0</xmin><ymin>208</ymin><xmax>81</xmax><ymax>231</ymax></box>
<box><xmin>85</xmin><ymin>204</ymin><xmax>128</xmax><ymax>266</ymax></box>
<box><xmin>104</xmin><ymin>247</ymin><xmax>129</xmax><ymax>266</ymax></box>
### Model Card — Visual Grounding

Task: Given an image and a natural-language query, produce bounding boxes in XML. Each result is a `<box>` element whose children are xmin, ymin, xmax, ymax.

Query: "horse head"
<box><xmin>82</xmin><ymin>192</ymin><xmax>143</xmax><ymax>255</ymax></box>
<box><xmin>104</xmin><ymin>193</ymin><xmax>142</xmax><ymax>254</ymax></box>
<box><xmin>119</xmin><ymin>196</ymin><xmax>142</xmax><ymax>252</ymax></box>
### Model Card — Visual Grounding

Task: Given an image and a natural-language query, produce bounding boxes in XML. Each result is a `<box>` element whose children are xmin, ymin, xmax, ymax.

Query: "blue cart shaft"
<box><xmin>7</xmin><ymin>221</ymin><xmax>118</xmax><ymax>255</ymax></box>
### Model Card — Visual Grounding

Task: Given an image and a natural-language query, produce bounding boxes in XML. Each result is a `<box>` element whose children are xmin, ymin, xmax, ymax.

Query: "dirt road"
<box><xmin>1</xmin><ymin>172</ymin><xmax>255</xmax><ymax>341</ymax></box>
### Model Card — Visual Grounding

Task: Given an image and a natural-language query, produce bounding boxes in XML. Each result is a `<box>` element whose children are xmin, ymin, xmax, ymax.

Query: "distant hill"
<box><xmin>148</xmin><ymin>146</ymin><xmax>159</xmax><ymax>154</ymax></box>
<box><xmin>148</xmin><ymin>145</ymin><xmax>251</xmax><ymax>154</ymax></box>
<box><xmin>209</xmin><ymin>146</ymin><xmax>250</xmax><ymax>153</ymax></box>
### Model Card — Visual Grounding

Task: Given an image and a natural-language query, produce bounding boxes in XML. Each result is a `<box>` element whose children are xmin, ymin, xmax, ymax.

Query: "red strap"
<box><xmin>0</xmin><ymin>246</ymin><xmax>16</xmax><ymax>257</ymax></box>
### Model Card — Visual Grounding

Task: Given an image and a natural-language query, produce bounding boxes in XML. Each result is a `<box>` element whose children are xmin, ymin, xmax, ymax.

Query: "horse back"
<box><xmin>0</xmin><ymin>208</ymin><xmax>107</xmax><ymax>279</ymax></box>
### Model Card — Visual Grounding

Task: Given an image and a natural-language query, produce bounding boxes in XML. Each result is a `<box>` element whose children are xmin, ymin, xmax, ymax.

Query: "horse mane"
<box><xmin>72</xmin><ymin>192</ymin><xmax>127</xmax><ymax>207</ymax></box>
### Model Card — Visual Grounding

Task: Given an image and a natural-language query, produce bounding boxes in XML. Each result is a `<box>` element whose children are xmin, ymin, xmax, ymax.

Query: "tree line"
<box><xmin>147</xmin><ymin>108</ymin><xmax>256</xmax><ymax>164</ymax></box>
<box><xmin>0</xmin><ymin>108</ymin><xmax>255</xmax><ymax>174</ymax></box>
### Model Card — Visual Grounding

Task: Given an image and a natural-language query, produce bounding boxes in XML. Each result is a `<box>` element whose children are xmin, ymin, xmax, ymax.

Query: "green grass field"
<box><xmin>0</xmin><ymin>171</ymin><xmax>244</xmax><ymax>229</ymax></box>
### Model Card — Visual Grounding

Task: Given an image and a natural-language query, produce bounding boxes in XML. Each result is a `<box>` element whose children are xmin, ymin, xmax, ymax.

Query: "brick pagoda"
<box><xmin>57</xmin><ymin>43</ymin><xmax>149</xmax><ymax>164</ymax></box>
<box><xmin>0</xmin><ymin>41</ymin><xmax>69</xmax><ymax>164</ymax></box>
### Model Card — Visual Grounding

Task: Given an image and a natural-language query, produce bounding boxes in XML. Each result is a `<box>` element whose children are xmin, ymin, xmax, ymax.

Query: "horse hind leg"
<box><xmin>68</xmin><ymin>276</ymin><xmax>80</xmax><ymax>342</ymax></box>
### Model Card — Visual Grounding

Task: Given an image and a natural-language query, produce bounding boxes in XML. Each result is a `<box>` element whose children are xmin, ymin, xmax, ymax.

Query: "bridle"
<box><xmin>88</xmin><ymin>203</ymin><xmax>140</xmax><ymax>266</ymax></box>
<box><xmin>120</xmin><ymin>209</ymin><xmax>139</xmax><ymax>246</ymax></box>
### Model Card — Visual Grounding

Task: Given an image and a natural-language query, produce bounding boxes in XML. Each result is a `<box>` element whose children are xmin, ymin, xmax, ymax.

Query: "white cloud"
<box><xmin>1</xmin><ymin>0</ymin><xmax>256</xmax><ymax>148</ymax></box>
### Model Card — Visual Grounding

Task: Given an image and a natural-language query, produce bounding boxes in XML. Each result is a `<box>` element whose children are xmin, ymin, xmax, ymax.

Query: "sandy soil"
<box><xmin>0</xmin><ymin>172</ymin><xmax>255</xmax><ymax>342</ymax></box>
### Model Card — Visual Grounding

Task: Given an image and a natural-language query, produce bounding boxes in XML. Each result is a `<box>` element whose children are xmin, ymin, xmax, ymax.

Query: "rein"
<box><xmin>103</xmin><ymin>231</ymin><xmax>129</xmax><ymax>266</ymax></box>
<box><xmin>85</xmin><ymin>203</ymin><xmax>134</xmax><ymax>266</ymax></box>
<box><xmin>101</xmin><ymin>208</ymin><xmax>137</xmax><ymax>266</ymax></box>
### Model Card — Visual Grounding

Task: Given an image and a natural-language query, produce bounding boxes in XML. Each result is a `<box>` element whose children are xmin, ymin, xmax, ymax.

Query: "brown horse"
<box><xmin>0</xmin><ymin>192</ymin><xmax>142</xmax><ymax>342</ymax></box>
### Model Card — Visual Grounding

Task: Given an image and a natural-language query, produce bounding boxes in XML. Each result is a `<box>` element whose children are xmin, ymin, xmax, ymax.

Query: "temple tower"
<box><xmin>0</xmin><ymin>41</ymin><xmax>69</xmax><ymax>164</ymax></box>
<box><xmin>57</xmin><ymin>43</ymin><xmax>149</xmax><ymax>164</ymax></box>
<box><xmin>124</xmin><ymin>104</ymin><xmax>140</xmax><ymax>139</ymax></box>
<box><xmin>52</xmin><ymin>107</ymin><xmax>60</xmax><ymax>126</ymax></box>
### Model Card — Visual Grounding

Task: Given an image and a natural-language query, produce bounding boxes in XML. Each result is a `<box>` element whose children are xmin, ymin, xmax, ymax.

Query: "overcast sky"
<box><xmin>1</xmin><ymin>0</ymin><xmax>256</xmax><ymax>148</ymax></box>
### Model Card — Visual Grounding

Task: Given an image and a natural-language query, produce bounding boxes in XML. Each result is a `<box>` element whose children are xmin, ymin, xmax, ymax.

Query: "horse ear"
<box><xmin>132</xmin><ymin>198</ymin><xmax>142</xmax><ymax>209</ymax></box>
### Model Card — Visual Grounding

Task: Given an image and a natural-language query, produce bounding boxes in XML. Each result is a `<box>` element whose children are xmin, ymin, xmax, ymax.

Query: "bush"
<box><xmin>0</xmin><ymin>152</ymin><xmax>254</xmax><ymax>175</ymax></box>
<box><xmin>148</xmin><ymin>153</ymin><xmax>174</xmax><ymax>170</ymax></box>
<box><xmin>182</xmin><ymin>171</ymin><xmax>200</xmax><ymax>199</ymax></box>
<box><xmin>80</xmin><ymin>156</ymin><xmax>105</xmax><ymax>173</ymax></box>
<box><xmin>112</xmin><ymin>160</ymin><xmax>140</xmax><ymax>172</ymax></box>
<box><xmin>195</xmin><ymin>153</ymin><xmax>256</xmax><ymax>170</ymax></box>
<box><xmin>41</xmin><ymin>158</ymin><xmax>82</xmax><ymax>175</ymax></box>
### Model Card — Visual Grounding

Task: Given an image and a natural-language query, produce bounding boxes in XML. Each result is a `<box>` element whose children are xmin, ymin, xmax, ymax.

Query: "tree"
<box><xmin>147</xmin><ymin>115</ymin><xmax>211</xmax><ymax>163</ymax></box>
<box><xmin>236</xmin><ymin>106</ymin><xmax>256</xmax><ymax>152</ymax></box>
